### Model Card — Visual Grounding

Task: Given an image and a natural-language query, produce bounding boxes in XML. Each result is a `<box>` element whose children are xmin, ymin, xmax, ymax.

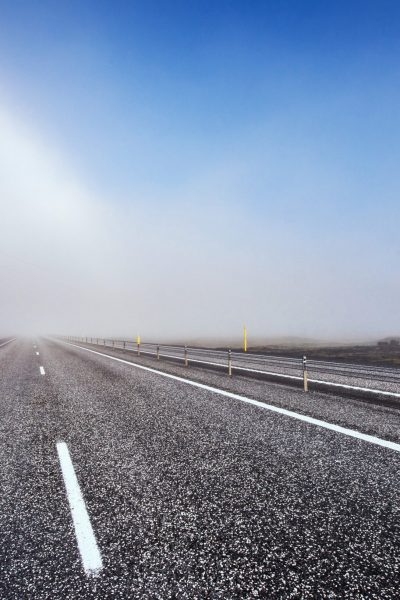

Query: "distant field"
<box><xmin>243</xmin><ymin>344</ymin><xmax>400</xmax><ymax>368</ymax></box>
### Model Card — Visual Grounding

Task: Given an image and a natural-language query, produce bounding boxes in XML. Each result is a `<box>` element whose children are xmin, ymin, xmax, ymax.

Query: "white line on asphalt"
<box><xmin>308</xmin><ymin>378</ymin><xmax>400</xmax><ymax>396</ymax></box>
<box><xmin>61</xmin><ymin>342</ymin><xmax>400</xmax><ymax>453</ymax></box>
<box><xmin>36</xmin><ymin>352</ymin><xmax>40</xmax><ymax>355</ymax></box>
<box><xmin>0</xmin><ymin>338</ymin><xmax>16</xmax><ymax>347</ymax></box>
<box><xmin>56</xmin><ymin>442</ymin><xmax>103</xmax><ymax>577</ymax></box>
<box><xmin>39</xmin><ymin>366</ymin><xmax>45</xmax><ymax>375</ymax></box>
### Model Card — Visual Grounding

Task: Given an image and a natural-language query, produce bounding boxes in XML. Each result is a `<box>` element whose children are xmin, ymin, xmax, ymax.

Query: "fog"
<box><xmin>0</xmin><ymin>103</ymin><xmax>398</xmax><ymax>344</ymax></box>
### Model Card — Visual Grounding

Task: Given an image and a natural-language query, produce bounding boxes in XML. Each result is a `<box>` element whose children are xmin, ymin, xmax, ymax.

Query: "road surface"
<box><xmin>1</xmin><ymin>338</ymin><xmax>399</xmax><ymax>598</ymax></box>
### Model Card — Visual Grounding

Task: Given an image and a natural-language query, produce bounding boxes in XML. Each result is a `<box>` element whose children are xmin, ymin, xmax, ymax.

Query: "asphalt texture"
<box><xmin>1</xmin><ymin>338</ymin><xmax>400</xmax><ymax>599</ymax></box>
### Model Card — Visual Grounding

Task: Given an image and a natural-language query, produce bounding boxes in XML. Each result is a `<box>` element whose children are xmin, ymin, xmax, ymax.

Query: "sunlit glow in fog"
<box><xmin>0</xmin><ymin>99</ymin><xmax>399</xmax><ymax>343</ymax></box>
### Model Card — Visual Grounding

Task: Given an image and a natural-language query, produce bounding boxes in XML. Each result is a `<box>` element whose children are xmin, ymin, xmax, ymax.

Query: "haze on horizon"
<box><xmin>0</xmin><ymin>1</ymin><xmax>399</xmax><ymax>343</ymax></box>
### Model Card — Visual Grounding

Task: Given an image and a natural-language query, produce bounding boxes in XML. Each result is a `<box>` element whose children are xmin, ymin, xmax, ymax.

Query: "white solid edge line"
<box><xmin>0</xmin><ymin>338</ymin><xmax>16</xmax><ymax>348</ymax></box>
<box><xmin>308</xmin><ymin>377</ymin><xmax>400</xmax><ymax>397</ymax></box>
<box><xmin>57</xmin><ymin>442</ymin><xmax>103</xmax><ymax>577</ymax></box>
<box><xmin>39</xmin><ymin>366</ymin><xmax>45</xmax><ymax>375</ymax></box>
<box><xmin>61</xmin><ymin>341</ymin><xmax>400</xmax><ymax>453</ymax></box>
<box><xmin>36</xmin><ymin>352</ymin><xmax>40</xmax><ymax>355</ymax></box>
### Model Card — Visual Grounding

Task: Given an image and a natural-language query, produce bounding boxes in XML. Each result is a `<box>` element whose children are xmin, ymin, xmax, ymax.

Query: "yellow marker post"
<box><xmin>137</xmin><ymin>334</ymin><xmax>141</xmax><ymax>356</ymax></box>
<box><xmin>243</xmin><ymin>325</ymin><xmax>247</xmax><ymax>353</ymax></box>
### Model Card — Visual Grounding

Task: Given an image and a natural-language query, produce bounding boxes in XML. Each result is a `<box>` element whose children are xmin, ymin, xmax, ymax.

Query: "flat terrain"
<box><xmin>1</xmin><ymin>338</ymin><xmax>400</xmax><ymax>598</ymax></box>
<box><xmin>247</xmin><ymin>343</ymin><xmax>400</xmax><ymax>369</ymax></box>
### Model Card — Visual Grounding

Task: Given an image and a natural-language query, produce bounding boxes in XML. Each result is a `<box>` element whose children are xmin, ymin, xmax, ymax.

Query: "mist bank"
<box><xmin>1</xmin><ymin>103</ymin><xmax>399</xmax><ymax>341</ymax></box>
<box><xmin>55</xmin><ymin>334</ymin><xmax>396</xmax><ymax>349</ymax></box>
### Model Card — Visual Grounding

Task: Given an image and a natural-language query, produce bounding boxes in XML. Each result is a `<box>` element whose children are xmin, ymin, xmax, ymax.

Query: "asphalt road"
<box><xmin>1</xmin><ymin>338</ymin><xmax>400</xmax><ymax>599</ymax></box>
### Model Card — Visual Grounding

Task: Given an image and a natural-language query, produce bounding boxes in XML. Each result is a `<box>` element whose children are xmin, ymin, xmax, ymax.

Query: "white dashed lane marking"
<box><xmin>39</xmin><ymin>366</ymin><xmax>45</xmax><ymax>375</ymax></box>
<box><xmin>56</xmin><ymin>442</ymin><xmax>103</xmax><ymax>577</ymax></box>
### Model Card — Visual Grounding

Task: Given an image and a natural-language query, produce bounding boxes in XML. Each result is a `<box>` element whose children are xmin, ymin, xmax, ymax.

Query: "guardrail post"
<box><xmin>228</xmin><ymin>349</ymin><xmax>232</xmax><ymax>377</ymax></box>
<box><xmin>157</xmin><ymin>345</ymin><xmax>160</xmax><ymax>360</ymax></box>
<box><xmin>184</xmin><ymin>345</ymin><xmax>188</xmax><ymax>367</ymax></box>
<box><xmin>303</xmin><ymin>355</ymin><xmax>308</xmax><ymax>392</ymax></box>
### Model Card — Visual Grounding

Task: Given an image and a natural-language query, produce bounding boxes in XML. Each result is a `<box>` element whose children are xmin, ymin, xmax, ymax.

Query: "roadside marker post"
<box><xmin>137</xmin><ymin>335</ymin><xmax>141</xmax><ymax>356</ymax></box>
<box><xmin>123</xmin><ymin>341</ymin><xmax>126</xmax><ymax>352</ymax></box>
<box><xmin>244</xmin><ymin>325</ymin><xmax>247</xmax><ymax>353</ymax></box>
<box><xmin>157</xmin><ymin>345</ymin><xmax>160</xmax><ymax>360</ymax></box>
<box><xmin>184</xmin><ymin>345</ymin><xmax>188</xmax><ymax>367</ymax></box>
<box><xmin>303</xmin><ymin>355</ymin><xmax>308</xmax><ymax>392</ymax></box>
<box><xmin>228</xmin><ymin>349</ymin><xmax>232</xmax><ymax>377</ymax></box>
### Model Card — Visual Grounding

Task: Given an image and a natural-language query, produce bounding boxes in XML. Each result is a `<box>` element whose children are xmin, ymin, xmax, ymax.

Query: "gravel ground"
<box><xmin>1</xmin><ymin>338</ymin><xmax>400</xmax><ymax>599</ymax></box>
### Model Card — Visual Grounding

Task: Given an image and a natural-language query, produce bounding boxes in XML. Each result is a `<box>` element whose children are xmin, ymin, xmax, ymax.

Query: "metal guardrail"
<box><xmin>63</xmin><ymin>336</ymin><xmax>400</xmax><ymax>396</ymax></box>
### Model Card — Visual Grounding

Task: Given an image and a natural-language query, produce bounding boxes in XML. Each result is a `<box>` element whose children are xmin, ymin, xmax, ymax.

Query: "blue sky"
<box><xmin>0</xmin><ymin>1</ymin><xmax>399</xmax><ymax>339</ymax></box>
